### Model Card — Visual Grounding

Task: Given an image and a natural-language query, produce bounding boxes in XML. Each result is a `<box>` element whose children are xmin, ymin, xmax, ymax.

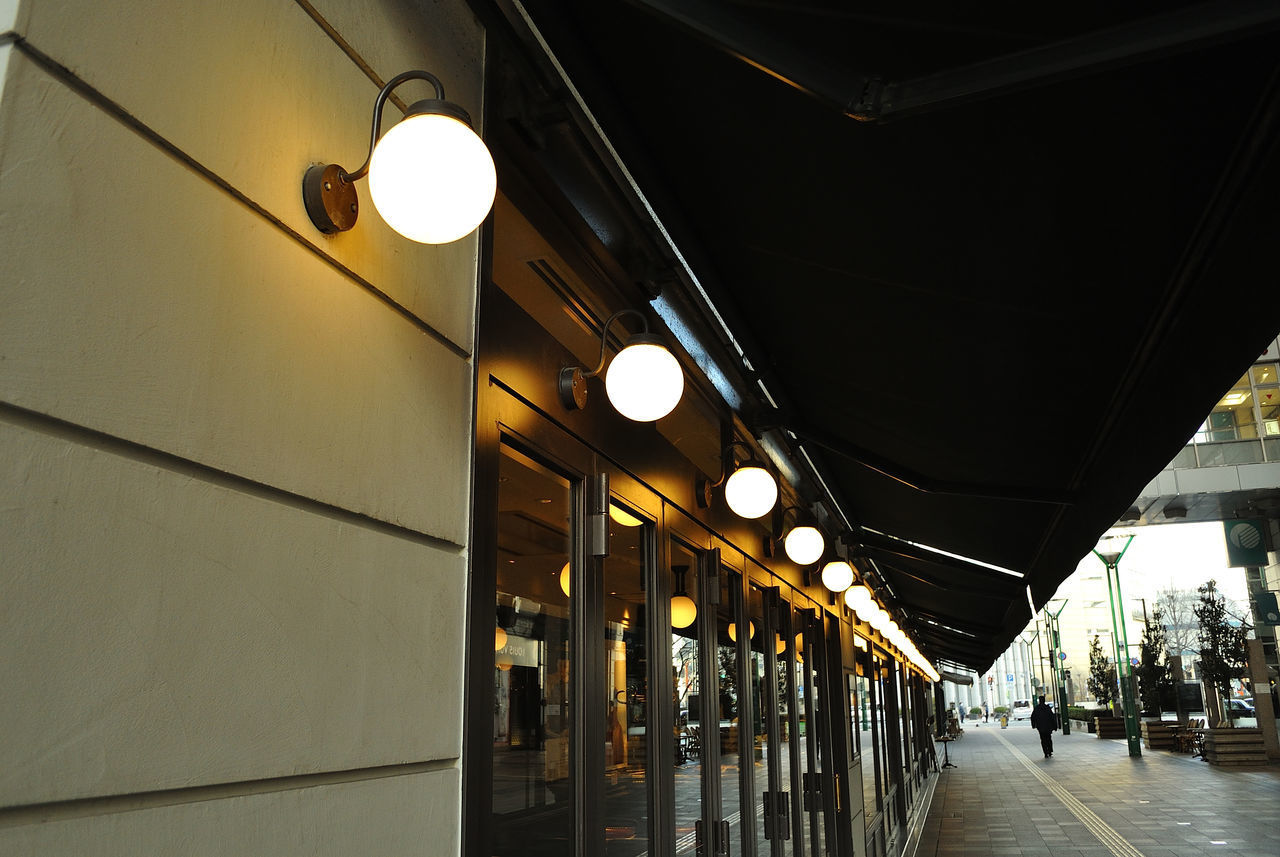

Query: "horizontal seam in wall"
<box><xmin>0</xmin><ymin>758</ymin><xmax>459</xmax><ymax>828</ymax></box>
<box><xmin>9</xmin><ymin>36</ymin><xmax>470</xmax><ymax>362</ymax></box>
<box><xmin>293</xmin><ymin>0</ymin><xmax>410</xmax><ymax>114</ymax></box>
<box><xmin>0</xmin><ymin>400</ymin><xmax>465</xmax><ymax>554</ymax></box>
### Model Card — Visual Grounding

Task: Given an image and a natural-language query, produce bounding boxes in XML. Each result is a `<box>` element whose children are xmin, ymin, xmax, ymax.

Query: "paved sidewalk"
<box><xmin>914</xmin><ymin>720</ymin><xmax>1280</xmax><ymax>857</ymax></box>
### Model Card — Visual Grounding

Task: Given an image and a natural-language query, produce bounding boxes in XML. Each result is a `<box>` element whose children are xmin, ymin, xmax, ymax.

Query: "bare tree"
<box><xmin>1156</xmin><ymin>582</ymin><xmax>1201</xmax><ymax>657</ymax></box>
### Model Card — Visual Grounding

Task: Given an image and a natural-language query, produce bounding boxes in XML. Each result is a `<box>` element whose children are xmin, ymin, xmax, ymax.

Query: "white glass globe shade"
<box><xmin>784</xmin><ymin>526</ymin><xmax>825</xmax><ymax>565</ymax></box>
<box><xmin>496</xmin><ymin>652</ymin><xmax>513</xmax><ymax>671</ymax></box>
<box><xmin>724</xmin><ymin>465</ymin><xmax>777</xmax><ymax>519</ymax></box>
<box><xmin>671</xmin><ymin>595</ymin><xmax>698</xmax><ymax>628</ymax></box>
<box><xmin>494</xmin><ymin>626</ymin><xmax>508</xmax><ymax>651</ymax></box>
<box><xmin>820</xmin><ymin>560</ymin><xmax>854</xmax><ymax>593</ymax></box>
<box><xmin>605</xmin><ymin>341</ymin><xmax>684</xmax><ymax>421</ymax></box>
<box><xmin>845</xmin><ymin>585</ymin><xmax>872</xmax><ymax>610</ymax></box>
<box><xmin>367</xmin><ymin>112</ymin><xmax>496</xmax><ymax>244</ymax></box>
<box><xmin>728</xmin><ymin>620</ymin><xmax>755</xmax><ymax>642</ymax></box>
<box><xmin>559</xmin><ymin>562</ymin><xmax>571</xmax><ymax>597</ymax></box>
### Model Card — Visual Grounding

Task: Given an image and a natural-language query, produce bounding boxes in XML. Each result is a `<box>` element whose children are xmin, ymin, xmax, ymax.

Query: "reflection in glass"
<box><xmin>797</xmin><ymin>615</ymin><xmax>823</xmax><ymax>857</ymax></box>
<box><xmin>717</xmin><ymin>570</ymin><xmax>745</xmax><ymax>856</ymax></box>
<box><xmin>1255</xmin><ymin>363</ymin><xmax>1279</xmax><ymax>438</ymax></box>
<box><xmin>1196</xmin><ymin>371</ymin><xmax>1257</xmax><ymax>442</ymax></box>
<box><xmin>901</xmin><ymin>671</ymin><xmax>915</xmax><ymax>784</ymax></box>
<box><xmin>748</xmin><ymin>586</ymin><xmax>773</xmax><ymax>857</ymax></box>
<box><xmin>492</xmin><ymin>447</ymin><xmax>573</xmax><ymax>856</ymax></box>
<box><xmin>877</xmin><ymin>658</ymin><xmax>892</xmax><ymax>817</ymax></box>
<box><xmin>782</xmin><ymin>608</ymin><xmax>805</xmax><ymax>855</ymax></box>
<box><xmin>857</xmin><ymin>670</ymin><xmax>876</xmax><ymax>826</ymax></box>
<box><xmin>671</xmin><ymin>542</ymin><xmax>701</xmax><ymax>855</ymax></box>
<box><xmin>604</xmin><ymin>504</ymin><xmax>652</xmax><ymax>857</ymax></box>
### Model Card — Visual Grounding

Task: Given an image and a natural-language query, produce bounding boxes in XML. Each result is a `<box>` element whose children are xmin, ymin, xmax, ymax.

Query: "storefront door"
<box><xmin>472</xmin><ymin>385</ymin><xmax>666</xmax><ymax>857</ymax></box>
<box><xmin>469</xmin><ymin>390</ymin><xmax>844</xmax><ymax>857</ymax></box>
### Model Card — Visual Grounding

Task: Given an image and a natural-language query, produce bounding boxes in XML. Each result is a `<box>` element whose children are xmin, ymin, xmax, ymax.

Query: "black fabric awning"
<box><xmin>499</xmin><ymin>0</ymin><xmax>1280</xmax><ymax>671</ymax></box>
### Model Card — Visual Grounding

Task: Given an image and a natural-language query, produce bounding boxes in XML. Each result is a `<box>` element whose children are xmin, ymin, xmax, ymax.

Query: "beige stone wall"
<box><xmin>0</xmin><ymin>0</ymin><xmax>482</xmax><ymax>851</ymax></box>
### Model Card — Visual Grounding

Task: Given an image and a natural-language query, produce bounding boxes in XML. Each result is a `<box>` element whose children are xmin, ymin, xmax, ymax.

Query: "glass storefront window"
<box><xmin>857</xmin><ymin>662</ymin><xmax>876</xmax><ymax>827</ymax></box>
<box><xmin>603</xmin><ymin>503</ymin><xmax>652</xmax><ymax>857</ymax></box>
<box><xmin>492</xmin><ymin>447</ymin><xmax>574</xmax><ymax>855</ymax></box>
<box><xmin>670</xmin><ymin>541</ymin><xmax>701</xmax><ymax>854</ymax></box>
<box><xmin>747</xmin><ymin>586</ymin><xmax>771</xmax><ymax>857</ymax></box>
<box><xmin>1190</xmin><ymin>363</ymin><xmax>1280</xmax><ymax>448</ymax></box>
<box><xmin>1199</xmin><ymin>372</ymin><xmax>1256</xmax><ymax>442</ymax></box>
<box><xmin>716</xmin><ymin>570</ymin><xmax>745</xmax><ymax>854</ymax></box>
<box><xmin>1254</xmin><ymin>363</ymin><xmax>1279</xmax><ymax>437</ymax></box>
<box><xmin>796</xmin><ymin>611</ymin><xmax>819</xmax><ymax>856</ymax></box>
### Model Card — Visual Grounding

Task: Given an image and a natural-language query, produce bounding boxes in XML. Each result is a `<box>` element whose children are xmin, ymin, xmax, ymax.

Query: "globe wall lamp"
<box><xmin>820</xmin><ymin>560</ymin><xmax>855</xmax><ymax>594</ymax></box>
<box><xmin>559</xmin><ymin>309</ymin><xmax>684</xmax><ymax>422</ymax></box>
<box><xmin>773</xmin><ymin>505</ymin><xmax>825</xmax><ymax>566</ymax></box>
<box><xmin>303</xmin><ymin>70</ymin><xmax>496</xmax><ymax>244</ymax></box>
<box><xmin>1093</xmin><ymin>530</ymin><xmax>1142</xmax><ymax>758</ymax></box>
<box><xmin>844</xmin><ymin>584</ymin><xmax>873</xmax><ymax>615</ymax></box>
<box><xmin>698</xmin><ymin>440</ymin><xmax>778</xmax><ymax>519</ymax></box>
<box><xmin>670</xmin><ymin>564</ymin><xmax>698</xmax><ymax>628</ymax></box>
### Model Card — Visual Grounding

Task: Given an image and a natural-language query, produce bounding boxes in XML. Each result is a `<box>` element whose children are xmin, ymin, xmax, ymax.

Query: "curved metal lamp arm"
<box><xmin>343</xmin><ymin>70</ymin><xmax>447</xmax><ymax>182</ymax></box>
<box><xmin>582</xmin><ymin>309</ymin><xmax>650</xmax><ymax>379</ymax></box>
<box><xmin>696</xmin><ymin>439</ymin><xmax>762</xmax><ymax>508</ymax></box>
<box><xmin>558</xmin><ymin>309</ymin><xmax>651</xmax><ymax>410</ymax></box>
<box><xmin>711</xmin><ymin>439</ymin><xmax>759</xmax><ymax>486</ymax></box>
<box><xmin>302</xmin><ymin>69</ymin><xmax>449</xmax><ymax>235</ymax></box>
<box><xmin>770</xmin><ymin>503</ymin><xmax>807</xmax><ymax>541</ymax></box>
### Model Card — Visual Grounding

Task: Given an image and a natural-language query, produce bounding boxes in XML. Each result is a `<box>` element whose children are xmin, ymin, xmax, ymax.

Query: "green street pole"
<box><xmin>1045</xmin><ymin>603</ymin><xmax>1071</xmax><ymax>736</ymax></box>
<box><xmin>1094</xmin><ymin>533</ymin><xmax>1141</xmax><ymax>758</ymax></box>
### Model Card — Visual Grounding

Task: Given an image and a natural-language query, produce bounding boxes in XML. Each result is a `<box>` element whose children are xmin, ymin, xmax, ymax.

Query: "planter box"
<box><xmin>1140</xmin><ymin>720</ymin><xmax>1180</xmax><ymax>750</ymax></box>
<box><xmin>1202</xmin><ymin>728</ymin><xmax>1268</xmax><ymax>766</ymax></box>
<box><xmin>1094</xmin><ymin>717</ymin><xmax>1127</xmax><ymax>738</ymax></box>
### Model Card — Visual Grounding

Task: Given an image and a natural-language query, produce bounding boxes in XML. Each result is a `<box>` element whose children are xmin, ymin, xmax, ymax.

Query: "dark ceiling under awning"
<box><xmin>490</xmin><ymin>0</ymin><xmax>1280</xmax><ymax>672</ymax></box>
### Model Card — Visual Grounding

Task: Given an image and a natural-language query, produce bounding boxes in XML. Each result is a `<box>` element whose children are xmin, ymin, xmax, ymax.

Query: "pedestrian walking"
<box><xmin>1030</xmin><ymin>695</ymin><xmax>1059</xmax><ymax>757</ymax></box>
<box><xmin>983</xmin><ymin>703</ymin><xmax>989</xmax><ymax>722</ymax></box>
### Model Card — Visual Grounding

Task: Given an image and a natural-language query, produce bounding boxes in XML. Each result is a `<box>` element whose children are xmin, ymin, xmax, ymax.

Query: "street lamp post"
<box><xmin>1019</xmin><ymin>631</ymin><xmax>1038</xmax><ymax>701</ymax></box>
<box><xmin>1044</xmin><ymin>601</ymin><xmax>1071</xmax><ymax>736</ymax></box>
<box><xmin>1094</xmin><ymin>532</ymin><xmax>1141</xmax><ymax>758</ymax></box>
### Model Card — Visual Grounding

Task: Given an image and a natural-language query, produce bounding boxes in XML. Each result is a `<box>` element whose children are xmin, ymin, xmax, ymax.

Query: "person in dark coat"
<box><xmin>1030</xmin><ymin>696</ymin><xmax>1059</xmax><ymax>757</ymax></box>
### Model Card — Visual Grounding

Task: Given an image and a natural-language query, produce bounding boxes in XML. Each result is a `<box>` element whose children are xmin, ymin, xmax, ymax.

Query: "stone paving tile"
<box><xmin>913</xmin><ymin>720</ymin><xmax>1280</xmax><ymax>857</ymax></box>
